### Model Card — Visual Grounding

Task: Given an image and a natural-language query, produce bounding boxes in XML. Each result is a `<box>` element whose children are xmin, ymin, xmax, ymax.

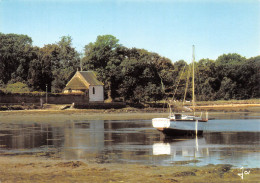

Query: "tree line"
<box><xmin>0</xmin><ymin>33</ymin><xmax>259</xmax><ymax>102</ymax></box>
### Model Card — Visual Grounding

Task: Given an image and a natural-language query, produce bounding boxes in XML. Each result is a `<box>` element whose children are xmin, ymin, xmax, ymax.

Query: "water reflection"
<box><xmin>0</xmin><ymin>123</ymin><xmax>63</xmax><ymax>150</ymax></box>
<box><xmin>204</xmin><ymin>132</ymin><xmax>260</xmax><ymax>145</ymax></box>
<box><xmin>63</xmin><ymin>120</ymin><xmax>104</xmax><ymax>160</ymax></box>
<box><xmin>0</xmin><ymin>119</ymin><xmax>259</xmax><ymax>168</ymax></box>
<box><xmin>153</xmin><ymin>137</ymin><xmax>208</xmax><ymax>158</ymax></box>
<box><xmin>152</xmin><ymin>132</ymin><xmax>260</xmax><ymax>167</ymax></box>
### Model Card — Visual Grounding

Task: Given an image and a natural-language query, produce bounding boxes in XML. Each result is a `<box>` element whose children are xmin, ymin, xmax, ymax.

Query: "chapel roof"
<box><xmin>64</xmin><ymin>71</ymin><xmax>103</xmax><ymax>90</ymax></box>
<box><xmin>79</xmin><ymin>71</ymin><xmax>103</xmax><ymax>86</ymax></box>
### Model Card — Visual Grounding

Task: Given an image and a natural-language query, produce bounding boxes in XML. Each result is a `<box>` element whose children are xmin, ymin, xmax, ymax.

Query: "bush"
<box><xmin>5</xmin><ymin>82</ymin><xmax>30</xmax><ymax>93</ymax></box>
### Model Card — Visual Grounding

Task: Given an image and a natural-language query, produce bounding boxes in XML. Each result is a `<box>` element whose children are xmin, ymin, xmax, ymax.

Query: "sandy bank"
<box><xmin>196</xmin><ymin>104</ymin><xmax>260</xmax><ymax>109</ymax></box>
<box><xmin>0</xmin><ymin>103</ymin><xmax>259</xmax><ymax>113</ymax></box>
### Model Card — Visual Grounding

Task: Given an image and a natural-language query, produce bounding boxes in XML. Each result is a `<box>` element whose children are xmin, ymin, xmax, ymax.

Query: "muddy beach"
<box><xmin>0</xmin><ymin>155</ymin><xmax>260</xmax><ymax>183</ymax></box>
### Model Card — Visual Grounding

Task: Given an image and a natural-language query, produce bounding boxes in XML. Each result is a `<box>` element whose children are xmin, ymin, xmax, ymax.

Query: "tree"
<box><xmin>0</xmin><ymin>33</ymin><xmax>34</xmax><ymax>84</ymax></box>
<box><xmin>82</xmin><ymin>35</ymin><xmax>120</xmax><ymax>100</ymax></box>
<box><xmin>38</xmin><ymin>44</ymin><xmax>60</xmax><ymax>92</ymax></box>
<box><xmin>236</xmin><ymin>56</ymin><xmax>260</xmax><ymax>99</ymax></box>
<box><xmin>166</xmin><ymin>60</ymin><xmax>188</xmax><ymax>100</ymax></box>
<box><xmin>214</xmin><ymin>53</ymin><xmax>247</xmax><ymax>99</ymax></box>
<box><xmin>116</xmin><ymin>49</ymin><xmax>173</xmax><ymax>102</ymax></box>
<box><xmin>53</xmin><ymin>36</ymin><xmax>80</xmax><ymax>92</ymax></box>
<box><xmin>27</xmin><ymin>36</ymin><xmax>80</xmax><ymax>92</ymax></box>
<box><xmin>27</xmin><ymin>56</ymin><xmax>43</xmax><ymax>91</ymax></box>
<box><xmin>195</xmin><ymin>59</ymin><xmax>217</xmax><ymax>101</ymax></box>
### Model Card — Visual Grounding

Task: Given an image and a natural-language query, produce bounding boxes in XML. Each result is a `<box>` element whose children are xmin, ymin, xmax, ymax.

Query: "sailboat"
<box><xmin>152</xmin><ymin>45</ymin><xmax>208</xmax><ymax>136</ymax></box>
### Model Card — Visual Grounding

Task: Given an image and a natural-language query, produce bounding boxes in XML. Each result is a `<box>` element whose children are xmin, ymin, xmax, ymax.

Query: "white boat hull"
<box><xmin>152</xmin><ymin>118</ymin><xmax>207</xmax><ymax>136</ymax></box>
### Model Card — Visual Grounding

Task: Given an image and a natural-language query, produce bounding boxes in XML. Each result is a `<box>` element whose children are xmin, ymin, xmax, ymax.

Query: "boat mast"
<box><xmin>192</xmin><ymin>45</ymin><xmax>195</xmax><ymax>115</ymax></box>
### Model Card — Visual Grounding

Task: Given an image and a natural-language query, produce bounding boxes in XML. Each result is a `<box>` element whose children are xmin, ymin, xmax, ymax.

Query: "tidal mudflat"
<box><xmin>0</xmin><ymin>110</ymin><xmax>259</xmax><ymax>182</ymax></box>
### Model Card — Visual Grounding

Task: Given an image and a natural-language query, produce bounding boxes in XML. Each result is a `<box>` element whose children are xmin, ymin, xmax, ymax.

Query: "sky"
<box><xmin>0</xmin><ymin>0</ymin><xmax>259</xmax><ymax>63</ymax></box>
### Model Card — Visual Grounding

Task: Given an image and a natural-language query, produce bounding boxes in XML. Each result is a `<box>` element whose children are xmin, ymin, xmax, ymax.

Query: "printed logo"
<box><xmin>238</xmin><ymin>167</ymin><xmax>250</xmax><ymax>180</ymax></box>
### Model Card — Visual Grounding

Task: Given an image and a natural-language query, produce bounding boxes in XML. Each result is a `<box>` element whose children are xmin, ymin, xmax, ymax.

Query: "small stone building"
<box><xmin>63</xmin><ymin>71</ymin><xmax>104</xmax><ymax>102</ymax></box>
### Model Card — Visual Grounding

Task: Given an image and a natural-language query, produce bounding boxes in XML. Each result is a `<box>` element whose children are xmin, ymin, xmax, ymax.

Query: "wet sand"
<box><xmin>0</xmin><ymin>155</ymin><xmax>260</xmax><ymax>183</ymax></box>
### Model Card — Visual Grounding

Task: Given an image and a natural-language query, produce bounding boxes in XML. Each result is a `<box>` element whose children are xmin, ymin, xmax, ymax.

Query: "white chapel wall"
<box><xmin>89</xmin><ymin>85</ymin><xmax>104</xmax><ymax>102</ymax></box>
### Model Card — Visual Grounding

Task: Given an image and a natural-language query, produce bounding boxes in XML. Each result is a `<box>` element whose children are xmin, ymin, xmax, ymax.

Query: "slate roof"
<box><xmin>64</xmin><ymin>71</ymin><xmax>103</xmax><ymax>90</ymax></box>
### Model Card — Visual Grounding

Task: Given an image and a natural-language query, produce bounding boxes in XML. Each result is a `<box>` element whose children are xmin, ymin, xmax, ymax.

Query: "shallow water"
<box><xmin>0</xmin><ymin>113</ymin><xmax>259</xmax><ymax>168</ymax></box>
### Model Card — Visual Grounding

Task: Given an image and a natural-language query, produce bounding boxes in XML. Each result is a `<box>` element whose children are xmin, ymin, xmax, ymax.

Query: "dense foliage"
<box><xmin>0</xmin><ymin>33</ymin><xmax>259</xmax><ymax>102</ymax></box>
<box><xmin>0</xmin><ymin>33</ymin><xmax>79</xmax><ymax>93</ymax></box>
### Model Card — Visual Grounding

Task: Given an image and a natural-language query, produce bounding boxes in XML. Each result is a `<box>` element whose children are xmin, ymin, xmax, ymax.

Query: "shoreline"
<box><xmin>0</xmin><ymin>103</ymin><xmax>259</xmax><ymax>113</ymax></box>
<box><xmin>0</xmin><ymin>155</ymin><xmax>259</xmax><ymax>183</ymax></box>
<box><xmin>0</xmin><ymin>103</ymin><xmax>259</xmax><ymax>122</ymax></box>
<box><xmin>195</xmin><ymin>103</ymin><xmax>260</xmax><ymax>110</ymax></box>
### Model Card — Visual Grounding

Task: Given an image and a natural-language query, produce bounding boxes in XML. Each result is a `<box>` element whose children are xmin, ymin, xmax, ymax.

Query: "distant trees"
<box><xmin>195</xmin><ymin>59</ymin><xmax>216</xmax><ymax>101</ymax></box>
<box><xmin>115</xmin><ymin>49</ymin><xmax>173</xmax><ymax>102</ymax></box>
<box><xmin>0</xmin><ymin>33</ymin><xmax>80</xmax><ymax>93</ymax></box>
<box><xmin>0</xmin><ymin>33</ymin><xmax>34</xmax><ymax>84</ymax></box>
<box><xmin>82</xmin><ymin>36</ymin><xmax>174</xmax><ymax>102</ymax></box>
<box><xmin>82</xmin><ymin>35</ymin><xmax>120</xmax><ymax>101</ymax></box>
<box><xmin>0</xmin><ymin>32</ymin><xmax>259</xmax><ymax>101</ymax></box>
<box><xmin>193</xmin><ymin>54</ymin><xmax>260</xmax><ymax>100</ymax></box>
<box><xmin>239</xmin><ymin>56</ymin><xmax>260</xmax><ymax>99</ymax></box>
